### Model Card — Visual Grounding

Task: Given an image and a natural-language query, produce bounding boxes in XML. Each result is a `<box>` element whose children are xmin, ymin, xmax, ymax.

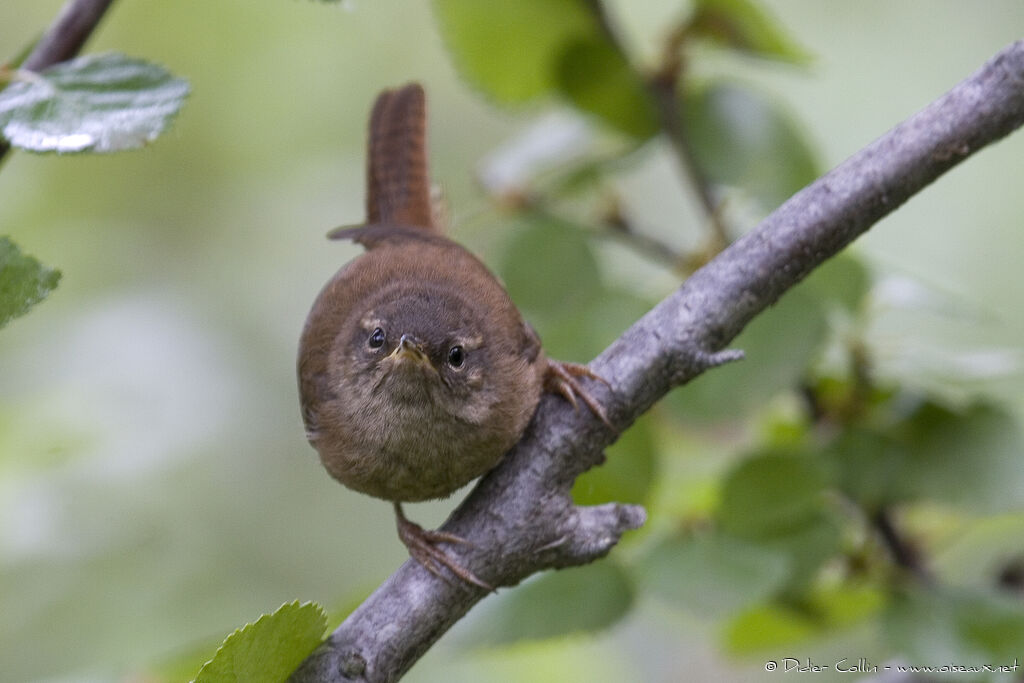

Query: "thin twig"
<box><xmin>292</xmin><ymin>40</ymin><xmax>1024</xmax><ymax>683</ymax></box>
<box><xmin>596</xmin><ymin>192</ymin><xmax>703</xmax><ymax>272</ymax></box>
<box><xmin>517</xmin><ymin>191</ymin><xmax>696</xmax><ymax>272</ymax></box>
<box><xmin>584</xmin><ymin>0</ymin><xmax>730</xmax><ymax>249</ymax></box>
<box><xmin>0</xmin><ymin>0</ymin><xmax>117</xmax><ymax>163</ymax></box>
<box><xmin>873</xmin><ymin>508</ymin><xmax>933</xmax><ymax>585</ymax></box>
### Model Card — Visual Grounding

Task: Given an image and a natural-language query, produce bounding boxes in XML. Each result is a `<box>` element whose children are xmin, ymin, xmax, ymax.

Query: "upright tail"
<box><xmin>365</xmin><ymin>83</ymin><xmax>436</xmax><ymax>231</ymax></box>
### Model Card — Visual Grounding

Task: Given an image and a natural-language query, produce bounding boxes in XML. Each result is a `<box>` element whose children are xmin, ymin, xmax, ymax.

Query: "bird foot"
<box><xmin>394</xmin><ymin>503</ymin><xmax>493</xmax><ymax>591</ymax></box>
<box><xmin>544</xmin><ymin>360</ymin><xmax>612</xmax><ymax>428</ymax></box>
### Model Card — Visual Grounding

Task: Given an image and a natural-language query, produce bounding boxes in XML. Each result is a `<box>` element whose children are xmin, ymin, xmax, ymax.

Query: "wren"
<box><xmin>297</xmin><ymin>83</ymin><xmax>608</xmax><ymax>589</ymax></box>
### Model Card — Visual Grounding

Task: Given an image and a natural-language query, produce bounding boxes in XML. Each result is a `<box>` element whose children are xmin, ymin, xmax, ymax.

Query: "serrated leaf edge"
<box><xmin>192</xmin><ymin>600</ymin><xmax>327</xmax><ymax>683</ymax></box>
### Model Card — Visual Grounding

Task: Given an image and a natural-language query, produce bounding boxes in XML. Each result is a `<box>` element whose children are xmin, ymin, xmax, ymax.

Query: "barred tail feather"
<box><xmin>365</xmin><ymin>83</ymin><xmax>436</xmax><ymax>231</ymax></box>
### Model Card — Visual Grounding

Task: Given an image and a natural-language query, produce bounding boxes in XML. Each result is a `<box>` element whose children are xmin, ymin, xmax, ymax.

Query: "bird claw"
<box><xmin>394</xmin><ymin>503</ymin><xmax>493</xmax><ymax>591</ymax></box>
<box><xmin>544</xmin><ymin>360</ymin><xmax>612</xmax><ymax>428</ymax></box>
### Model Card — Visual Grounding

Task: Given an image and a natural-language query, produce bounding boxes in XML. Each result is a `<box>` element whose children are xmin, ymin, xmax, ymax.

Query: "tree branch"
<box><xmin>291</xmin><ymin>40</ymin><xmax>1024</xmax><ymax>683</ymax></box>
<box><xmin>0</xmin><ymin>0</ymin><xmax>117</xmax><ymax>163</ymax></box>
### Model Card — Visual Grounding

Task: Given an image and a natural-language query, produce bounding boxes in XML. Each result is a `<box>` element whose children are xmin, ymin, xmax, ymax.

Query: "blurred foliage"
<box><xmin>461</xmin><ymin>562</ymin><xmax>634</xmax><ymax>648</ymax></box>
<box><xmin>665</xmin><ymin>284</ymin><xmax>828</xmax><ymax>422</ymax></box>
<box><xmin>826</xmin><ymin>401</ymin><xmax>1024</xmax><ymax>514</ymax></box>
<box><xmin>557</xmin><ymin>37</ymin><xmax>659</xmax><ymax>141</ymax></box>
<box><xmin>498</xmin><ymin>212</ymin><xmax>652</xmax><ymax>361</ymax></box>
<box><xmin>433</xmin><ymin>0</ymin><xmax>598</xmax><ymax>104</ymax></box>
<box><xmin>682</xmin><ymin>80</ymin><xmax>820</xmax><ymax>210</ymax></box>
<box><xmin>885</xmin><ymin>588</ymin><xmax>1024</xmax><ymax>666</ymax></box>
<box><xmin>685</xmin><ymin>0</ymin><xmax>812</xmax><ymax>64</ymax></box>
<box><xmin>2</xmin><ymin>0</ymin><xmax>1023</xmax><ymax>682</ymax></box>
<box><xmin>433</xmin><ymin>0</ymin><xmax>1024</xmax><ymax>676</ymax></box>
<box><xmin>0</xmin><ymin>235</ymin><xmax>59</xmax><ymax>328</ymax></box>
<box><xmin>640</xmin><ymin>532</ymin><xmax>791</xmax><ymax>618</ymax></box>
<box><xmin>572</xmin><ymin>412</ymin><xmax>657</xmax><ymax>507</ymax></box>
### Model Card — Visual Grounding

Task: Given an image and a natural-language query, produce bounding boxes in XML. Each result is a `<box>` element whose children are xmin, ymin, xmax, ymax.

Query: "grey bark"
<box><xmin>21</xmin><ymin>0</ymin><xmax>117</xmax><ymax>72</ymax></box>
<box><xmin>291</xmin><ymin>40</ymin><xmax>1024</xmax><ymax>683</ymax></box>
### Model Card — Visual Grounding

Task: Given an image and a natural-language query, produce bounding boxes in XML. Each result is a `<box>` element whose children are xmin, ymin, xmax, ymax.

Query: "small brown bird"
<box><xmin>298</xmin><ymin>83</ymin><xmax>607</xmax><ymax>588</ymax></box>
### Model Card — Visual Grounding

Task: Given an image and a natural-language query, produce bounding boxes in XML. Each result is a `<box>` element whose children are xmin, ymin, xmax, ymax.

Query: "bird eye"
<box><xmin>368</xmin><ymin>327</ymin><xmax>386</xmax><ymax>349</ymax></box>
<box><xmin>447</xmin><ymin>345</ymin><xmax>465</xmax><ymax>368</ymax></box>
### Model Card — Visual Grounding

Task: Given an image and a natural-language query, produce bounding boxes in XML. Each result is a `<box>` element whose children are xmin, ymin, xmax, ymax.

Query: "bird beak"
<box><xmin>390</xmin><ymin>334</ymin><xmax>432</xmax><ymax>367</ymax></box>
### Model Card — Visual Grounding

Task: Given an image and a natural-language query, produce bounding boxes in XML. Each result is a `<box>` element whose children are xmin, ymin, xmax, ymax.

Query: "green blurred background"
<box><xmin>2</xmin><ymin>1</ymin><xmax>1023</xmax><ymax>681</ymax></box>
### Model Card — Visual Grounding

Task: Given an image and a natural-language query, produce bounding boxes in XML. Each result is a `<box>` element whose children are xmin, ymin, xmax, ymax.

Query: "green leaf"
<box><xmin>762</xmin><ymin>513</ymin><xmax>842</xmax><ymax>593</ymax></box>
<box><xmin>666</xmin><ymin>284</ymin><xmax>827</xmax><ymax>424</ymax></box>
<box><xmin>686</xmin><ymin>0</ymin><xmax>812</xmax><ymax>64</ymax></box>
<box><xmin>718</xmin><ymin>452</ymin><xmax>827</xmax><ymax>539</ymax></box>
<box><xmin>499</xmin><ymin>213</ymin><xmax>604</xmax><ymax>324</ymax></box>
<box><xmin>464</xmin><ymin>562</ymin><xmax>633</xmax><ymax>646</ymax></box>
<box><xmin>824</xmin><ymin>428</ymin><xmax>906</xmax><ymax>512</ymax></box>
<box><xmin>801</xmin><ymin>253</ymin><xmax>871</xmax><ymax>313</ymax></box>
<box><xmin>827</xmin><ymin>401</ymin><xmax>1024</xmax><ymax>513</ymax></box>
<box><xmin>0</xmin><ymin>52</ymin><xmax>189</xmax><ymax>154</ymax></box>
<box><xmin>808</xmin><ymin>583</ymin><xmax>885</xmax><ymax>627</ymax></box>
<box><xmin>904</xmin><ymin>401</ymin><xmax>1024</xmax><ymax>512</ymax></box>
<box><xmin>194</xmin><ymin>601</ymin><xmax>327</xmax><ymax>683</ymax></box>
<box><xmin>433</xmin><ymin>0</ymin><xmax>597</xmax><ymax>104</ymax></box>
<box><xmin>724</xmin><ymin>604</ymin><xmax>817</xmax><ymax>653</ymax></box>
<box><xmin>537</xmin><ymin>287</ymin><xmax>652</xmax><ymax>362</ymax></box>
<box><xmin>682</xmin><ymin>80</ymin><xmax>819</xmax><ymax>211</ymax></box>
<box><xmin>718</xmin><ymin>452</ymin><xmax>841</xmax><ymax>591</ymax></box>
<box><xmin>639</xmin><ymin>532</ymin><xmax>790</xmax><ymax>618</ymax></box>
<box><xmin>498</xmin><ymin>212</ymin><xmax>653</xmax><ymax>363</ymax></box>
<box><xmin>885</xmin><ymin>588</ymin><xmax>1024</xmax><ymax>664</ymax></box>
<box><xmin>573</xmin><ymin>412</ymin><xmax>657</xmax><ymax>506</ymax></box>
<box><xmin>555</xmin><ymin>38</ymin><xmax>658</xmax><ymax>140</ymax></box>
<box><xmin>0</xmin><ymin>236</ymin><xmax>60</xmax><ymax>328</ymax></box>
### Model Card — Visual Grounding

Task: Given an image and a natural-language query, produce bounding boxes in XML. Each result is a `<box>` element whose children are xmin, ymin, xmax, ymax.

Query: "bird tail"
<box><xmin>365</xmin><ymin>83</ymin><xmax>437</xmax><ymax>232</ymax></box>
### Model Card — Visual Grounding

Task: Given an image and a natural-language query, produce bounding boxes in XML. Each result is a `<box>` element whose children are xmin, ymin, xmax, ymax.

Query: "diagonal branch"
<box><xmin>291</xmin><ymin>40</ymin><xmax>1024</xmax><ymax>683</ymax></box>
<box><xmin>0</xmin><ymin>0</ymin><xmax>117</xmax><ymax>163</ymax></box>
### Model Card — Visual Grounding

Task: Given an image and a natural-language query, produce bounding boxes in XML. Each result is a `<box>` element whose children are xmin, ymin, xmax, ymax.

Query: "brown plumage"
<box><xmin>365</xmin><ymin>85</ymin><xmax>434</xmax><ymax>229</ymax></box>
<box><xmin>297</xmin><ymin>83</ymin><xmax>608</xmax><ymax>589</ymax></box>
